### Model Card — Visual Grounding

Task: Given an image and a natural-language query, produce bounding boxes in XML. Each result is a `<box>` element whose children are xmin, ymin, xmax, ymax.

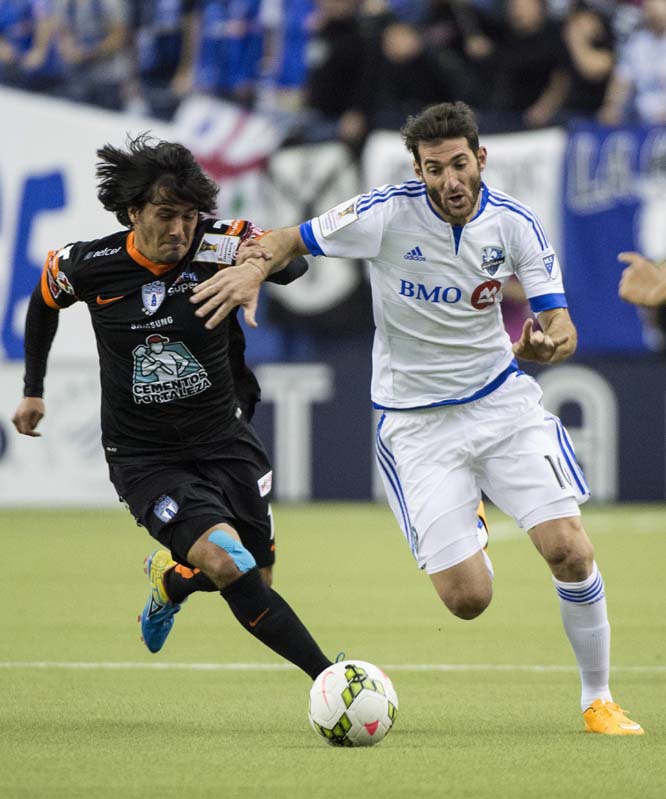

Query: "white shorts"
<box><xmin>375</xmin><ymin>372</ymin><xmax>589</xmax><ymax>574</ymax></box>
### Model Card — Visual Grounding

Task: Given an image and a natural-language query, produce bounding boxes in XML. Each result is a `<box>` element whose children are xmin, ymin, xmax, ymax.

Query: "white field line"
<box><xmin>0</xmin><ymin>661</ymin><xmax>664</xmax><ymax>673</ymax></box>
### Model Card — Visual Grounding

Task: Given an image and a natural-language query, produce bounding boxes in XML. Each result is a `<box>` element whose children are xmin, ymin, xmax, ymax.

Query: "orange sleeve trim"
<box><xmin>40</xmin><ymin>251</ymin><xmax>63</xmax><ymax>309</ymax></box>
<box><xmin>225</xmin><ymin>219</ymin><xmax>246</xmax><ymax>237</ymax></box>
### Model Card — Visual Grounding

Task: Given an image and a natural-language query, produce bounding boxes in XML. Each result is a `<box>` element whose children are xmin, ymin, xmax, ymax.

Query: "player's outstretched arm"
<box><xmin>618</xmin><ymin>251</ymin><xmax>666</xmax><ymax>307</ymax></box>
<box><xmin>512</xmin><ymin>308</ymin><xmax>577</xmax><ymax>364</ymax></box>
<box><xmin>191</xmin><ymin>226</ymin><xmax>308</xmax><ymax>329</ymax></box>
<box><xmin>236</xmin><ymin>238</ymin><xmax>309</xmax><ymax>285</ymax></box>
<box><xmin>12</xmin><ymin>284</ymin><xmax>60</xmax><ymax>437</ymax></box>
<box><xmin>235</xmin><ymin>236</ymin><xmax>271</xmax><ymax>265</ymax></box>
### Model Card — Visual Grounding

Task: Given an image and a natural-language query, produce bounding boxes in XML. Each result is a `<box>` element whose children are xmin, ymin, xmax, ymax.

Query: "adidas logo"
<box><xmin>404</xmin><ymin>246</ymin><xmax>426</xmax><ymax>261</ymax></box>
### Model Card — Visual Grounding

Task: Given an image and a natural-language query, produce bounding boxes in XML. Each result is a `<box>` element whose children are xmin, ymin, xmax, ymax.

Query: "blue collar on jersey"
<box><xmin>439</xmin><ymin>183</ymin><xmax>490</xmax><ymax>254</ymax></box>
<box><xmin>425</xmin><ymin>183</ymin><xmax>490</xmax><ymax>253</ymax></box>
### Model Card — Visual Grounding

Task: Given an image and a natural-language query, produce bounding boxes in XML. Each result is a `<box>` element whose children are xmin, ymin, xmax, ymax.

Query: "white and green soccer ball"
<box><xmin>308</xmin><ymin>659</ymin><xmax>399</xmax><ymax>747</ymax></box>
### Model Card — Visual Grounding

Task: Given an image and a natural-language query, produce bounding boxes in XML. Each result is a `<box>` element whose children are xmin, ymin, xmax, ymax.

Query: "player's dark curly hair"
<box><xmin>401</xmin><ymin>101</ymin><xmax>480</xmax><ymax>164</ymax></box>
<box><xmin>96</xmin><ymin>132</ymin><xmax>219</xmax><ymax>227</ymax></box>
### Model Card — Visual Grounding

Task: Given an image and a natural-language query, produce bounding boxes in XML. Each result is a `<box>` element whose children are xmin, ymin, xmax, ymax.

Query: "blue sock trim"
<box><xmin>208</xmin><ymin>530</ymin><xmax>256</xmax><ymax>574</ymax></box>
<box><xmin>555</xmin><ymin>565</ymin><xmax>605</xmax><ymax>604</ymax></box>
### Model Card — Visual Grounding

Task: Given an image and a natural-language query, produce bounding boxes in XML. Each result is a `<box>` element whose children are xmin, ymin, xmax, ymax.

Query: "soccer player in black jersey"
<box><xmin>12</xmin><ymin>133</ymin><xmax>332</xmax><ymax>680</ymax></box>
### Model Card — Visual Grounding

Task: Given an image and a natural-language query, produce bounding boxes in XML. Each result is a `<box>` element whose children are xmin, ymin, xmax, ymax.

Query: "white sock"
<box><xmin>552</xmin><ymin>562</ymin><xmax>612</xmax><ymax>711</ymax></box>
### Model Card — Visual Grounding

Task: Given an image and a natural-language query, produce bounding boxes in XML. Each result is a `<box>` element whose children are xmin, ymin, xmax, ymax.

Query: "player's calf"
<box><xmin>222</xmin><ymin>567</ymin><xmax>331</xmax><ymax>679</ymax></box>
<box><xmin>191</xmin><ymin>526</ymin><xmax>331</xmax><ymax>678</ymax></box>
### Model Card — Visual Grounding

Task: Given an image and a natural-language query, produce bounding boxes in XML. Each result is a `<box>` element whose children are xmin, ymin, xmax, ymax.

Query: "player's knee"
<box><xmin>205</xmin><ymin>529</ymin><xmax>257</xmax><ymax>587</ymax></box>
<box><xmin>550</xmin><ymin>545</ymin><xmax>593</xmax><ymax>578</ymax></box>
<box><xmin>442</xmin><ymin>587</ymin><xmax>492</xmax><ymax>620</ymax></box>
<box><xmin>259</xmin><ymin>565</ymin><xmax>273</xmax><ymax>588</ymax></box>
<box><xmin>533</xmin><ymin>517</ymin><xmax>594</xmax><ymax>580</ymax></box>
<box><xmin>543</xmin><ymin>533</ymin><xmax>594</xmax><ymax>580</ymax></box>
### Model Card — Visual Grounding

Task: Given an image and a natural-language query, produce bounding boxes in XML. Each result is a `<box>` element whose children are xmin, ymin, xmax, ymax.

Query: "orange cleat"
<box><xmin>583</xmin><ymin>699</ymin><xmax>644</xmax><ymax>735</ymax></box>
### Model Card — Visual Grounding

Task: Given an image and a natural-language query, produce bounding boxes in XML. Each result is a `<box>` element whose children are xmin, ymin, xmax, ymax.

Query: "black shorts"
<box><xmin>108</xmin><ymin>425</ymin><xmax>275</xmax><ymax>568</ymax></box>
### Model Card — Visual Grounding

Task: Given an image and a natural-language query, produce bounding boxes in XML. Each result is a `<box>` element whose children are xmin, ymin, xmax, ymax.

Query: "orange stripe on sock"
<box><xmin>174</xmin><ymin>564</ymin><xmax>200</xmax><ymax>579</ymax></box>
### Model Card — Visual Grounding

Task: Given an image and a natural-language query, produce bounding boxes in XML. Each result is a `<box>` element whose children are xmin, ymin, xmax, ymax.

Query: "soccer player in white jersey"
<box><xmin>191</xmin><ymin>101</ymin><xmax>643</xmax><ymax>735</ymax></box>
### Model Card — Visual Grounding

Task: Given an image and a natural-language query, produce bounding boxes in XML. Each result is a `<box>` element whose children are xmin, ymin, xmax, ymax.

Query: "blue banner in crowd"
<box><xmin>563</xmin><ymin>121</ymin><xmax>666</xmax><ymax>353</ymax></box>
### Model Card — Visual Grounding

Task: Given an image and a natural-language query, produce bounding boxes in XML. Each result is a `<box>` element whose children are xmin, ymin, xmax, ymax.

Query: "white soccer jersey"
<box><xmin>300</xmin><ymin>181</ymin><xmax>567</xmax><ymax>409</ymax></box>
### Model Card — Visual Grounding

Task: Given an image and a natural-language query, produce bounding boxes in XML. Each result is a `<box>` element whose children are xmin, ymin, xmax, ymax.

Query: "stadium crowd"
<box><xmin>1</xmin><ymin>0</ymin><xmax>665</xmax><ymax>139</ymax></box>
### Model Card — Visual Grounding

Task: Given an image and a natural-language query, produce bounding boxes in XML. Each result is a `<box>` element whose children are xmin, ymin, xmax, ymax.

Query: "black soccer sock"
<box><xmin>164</xmin><ymin>563</ymin><xmax>217</xmax><ymax>604</ymax></box>
<box><xmin>221</xmin><ymin>568</ymin><xmax>332</xmax><ymax>679</ymax></box>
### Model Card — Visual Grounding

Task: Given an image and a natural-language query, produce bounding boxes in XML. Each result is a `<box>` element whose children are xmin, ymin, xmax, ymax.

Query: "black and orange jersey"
<box><xmin>39</xmin><ymin>218</ymin><xmax>299</xmax><ymax>463</ymax></box>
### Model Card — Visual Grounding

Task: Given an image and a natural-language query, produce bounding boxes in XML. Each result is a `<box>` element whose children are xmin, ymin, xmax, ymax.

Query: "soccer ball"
<box><xmin>308</xmin><ymin>659</ymin><xmax>399</xmax><ymax>747</ymax></box>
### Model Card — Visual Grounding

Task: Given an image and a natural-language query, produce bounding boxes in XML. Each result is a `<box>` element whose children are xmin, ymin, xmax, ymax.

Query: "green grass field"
<box><xmin>1</xmin><ymin>503</ymin><xmax>664</xmax><ymax>799</ymax></box>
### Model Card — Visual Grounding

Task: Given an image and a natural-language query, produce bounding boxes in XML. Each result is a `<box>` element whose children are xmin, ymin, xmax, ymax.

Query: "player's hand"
<box><xmin>512</xmin><ymin>318</ymin><xmax>569</xmax><ymax>363</ymax></box>
<box><xmin>236</xmin><ymin>238</ymin><xmax>272</xmax><ymax>264</ymax></box>
<box><xmin>190</xmin><ymin>259</ymin><xmax>269</xmax><ymax>329</ymax></box>
<box><xmin>618</xmin><ymin>251</ymin><xmax>666</xmax><ymax>307</ymax></box>
<box><xmin>12</xmin><ymin>397</ymin><xmax>45</xmax><ymax>437</ymax></box>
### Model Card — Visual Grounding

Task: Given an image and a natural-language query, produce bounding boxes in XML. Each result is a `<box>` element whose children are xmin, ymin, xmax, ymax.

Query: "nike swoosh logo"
<box><xmin>248</xmin><ymin>608</ymin><xmax>269</xmax><ymax>628</ymax></box>
<box><xmin>96</xmin><ymin>294</ymin><xmax>124</xmax><ymax>305</ymax></box>
<box><xmin>619</xmin><ymin>722</ymin><xmax>642</xmax><ymax>730</ymax></box>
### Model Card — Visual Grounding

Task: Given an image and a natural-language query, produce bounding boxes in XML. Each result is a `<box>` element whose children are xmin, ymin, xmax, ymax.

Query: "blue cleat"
<box><xmin>139</xmin><ymin>550</ymin><xmax>183</xmax><ymax>653</ymax></box>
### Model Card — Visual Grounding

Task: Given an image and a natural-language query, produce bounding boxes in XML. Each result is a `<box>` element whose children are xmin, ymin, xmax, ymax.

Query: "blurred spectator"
<box><xmin>598</xmin><ymin>0</ymin><xmax>666</xmax><ymax>125</ymax></box>
<box><xmin>0</xmin><ymin>1</ymin><xmax>36</xmax><ymax>85</ymax></box>
<box><xmin>545</xmin><ymin>0</ymin><xmax>574</xmax><ymax>19</ymax></box>
<box><xmin>479</xmin><ymin>0</ymin><xmax>570</xmax><ymax>130</ymax></box>
<box><xmin>425</xmin><ymin>0</ymin><xmax>496</xmax><ymax>57</ymax></box>
<box><xmin>257</xmin><ymin>0</ymin><xmax>315</xmax><ymax>115</ymax></box>
<box><xmin>305</xmin><ymin>0</ymin><xmax>364</xmax><ymax>123</ymax></box>
<box><xmin>0</xmin><ymin>1</ymin><xmax>62</xmax><ymax>93</ymax></box>
<box><xmin>286</xmin><ymin>0</ymin><xmax>367</xmax><ymax>143</ymax></box>
<box><xmin>350</xmin><ymin>19</ymin><xmax>463</xmax><ymax>135</ymax></box>
<box><xmin>127</xmin><ymin>0</ymin><xmax>198</xmax><ymax>119</ymax></box>
<box><xmin>0</xmin><ymin>0</ymin><xmax>653</xmax><ymax>138</ymax></box>
<box><xmin>423</xmin><ymin>0</ymin><xmax>501</xmax><ymax>107</ymax></box>
<box><xmin>605</xmin><ymin>0</ymin><xmax>644</xmax><ymax>42</ymax></box>
<box><xmin>560</xmin><ymin>1</ymin><xmax>615</xmax><ymax>119</ymax></box>
<box><xmin>362</xmin><ymin>0</ymin><xmax>431</xmax><ymax>25</ymax></box>
<box><xmin>470</xmin><ymin>0</ymin><xmax>505</xmax><ymax>17</ymax></box>
<box><xmin>52</xmin><ymin>0</ymin><xmax>131</xmax><ymax>111</ymax></box>
<box><xmin>191</xmin><ymin>0</ymin><xmax>264</xmax><ymax>108</ymax></box>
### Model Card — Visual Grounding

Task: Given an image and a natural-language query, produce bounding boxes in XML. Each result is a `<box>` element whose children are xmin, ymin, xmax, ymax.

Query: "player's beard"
<box><xmin>428</xmin><ymin>171</ymin><xmax>482</xmax><ymax>226</ymax></box>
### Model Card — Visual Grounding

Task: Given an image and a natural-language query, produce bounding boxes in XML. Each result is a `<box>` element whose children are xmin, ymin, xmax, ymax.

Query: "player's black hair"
<box><xmin>400</xmin><ymin>101</ymin><xmax>480</xmax><ymax>164</ymax></box>
<box><xmin>96</xmin><ymin>132</ymin><xmax>219</xmax><ymax>227</ymax></box>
